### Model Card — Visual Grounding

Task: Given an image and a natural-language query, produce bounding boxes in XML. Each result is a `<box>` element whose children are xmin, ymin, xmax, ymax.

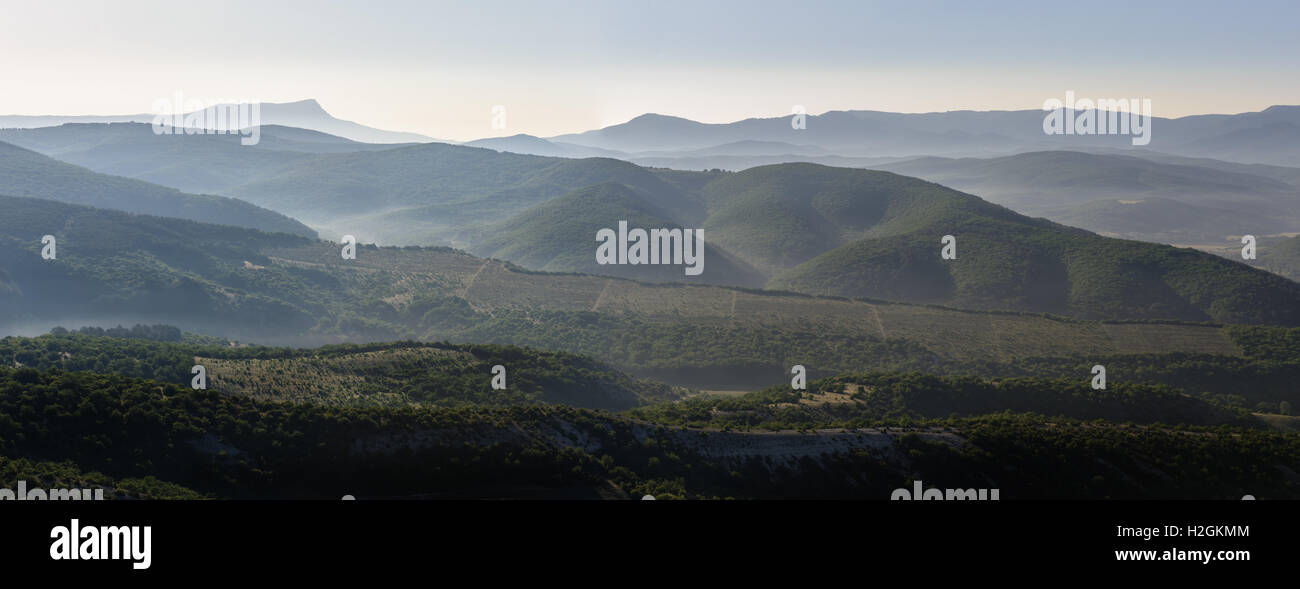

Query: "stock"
<box><xmin>0</xmin><ymin>0</ymin><xmax>1294</xmax><ymax>579</ymax></box>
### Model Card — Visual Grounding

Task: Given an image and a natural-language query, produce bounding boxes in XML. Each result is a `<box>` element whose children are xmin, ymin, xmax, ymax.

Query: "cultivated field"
<box><xmin>264</xmin><ymin>243</ymin><xmax>1244</xmax><ymax>365</ymax></box>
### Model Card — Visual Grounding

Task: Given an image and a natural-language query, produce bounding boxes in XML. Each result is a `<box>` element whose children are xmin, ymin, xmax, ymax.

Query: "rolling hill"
<box><xmin>13</xmin><ymin>118</ymin><xmax>1296</xmax><ymax>257</ymax></box>
<box><xmin>0</xmin><ymin>195</ymin><xmax>316</xmax><ymax>337</ymax></box>
<box><xmin>225</xmin><ymin>146</ymin><xmax>705</xmax><ymax>245</ymax></box>
<box><xmin>0</xmin><ymin>141</ymin><xmax>315</xmax><ymax>237</ymax></box>
<box><xmin>4</xmin><ymin>194</ymin><xmax>1297</xmax><ymax>394</ymax></box>
<box><xmin>696</xmin><ymin>163</ymin><xmax>1010</xmax><ymax>274</ymax></box>
<box><xmin>771</xmin><ymin>213</ymin><xmax>1300</xmax><ymax>325</ymax></box>
<box><xmin>0</xmin><ymin>334</ymin><xmax>679</xmax><ymax>411</ymax></box>
<box><xmin>6</xmin><ymin>126</ymin><xmax>1297</xmax><ymax>327</ymax></box>
<box><xmin>470</xmin><ymin>182</ymin><xmax>764</xmax><ymax>286</ymax></box>
<box><xmin>474</xmin><ymin>161</ymin><xmax>1300</xmax><ymax>324</ymax></box>
<box><xmin>697</xmin><ymin>164</ymin><xmax>1300</xmax><ymax>323</ymax></box>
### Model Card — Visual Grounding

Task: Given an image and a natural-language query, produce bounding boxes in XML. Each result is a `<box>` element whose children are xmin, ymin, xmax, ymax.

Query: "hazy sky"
<box><xmin>2</xmin><ymin>0</ymin><xmax>1297</xmax><ymax>141</ymax></box>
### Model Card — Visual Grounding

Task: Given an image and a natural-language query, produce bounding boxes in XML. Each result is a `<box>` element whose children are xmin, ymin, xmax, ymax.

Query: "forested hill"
<box><xmin>0</xmin><ymin>140</ymin><xmax>315</xmax><ymax>238</ymax></box>
<box><xmin>0</xmin><ymin>333</ymin><xmax>680</xmax><ymax>410</ymax></box>
<box><xmin>6</xmin><ymin>124</ymin><xmax>1297</xmax><ymax>326</ymax></box>
<box><xmin>5</xmin><ymin>194</ymin><xmax>1300</xmax><ymax>388</ymax></box>
<box><xmin>2</xmin><ymin>362</ymin><xmax>1297</xmax><ymax>499</ymax></box>
<box><xmin>484</xmin><ymin>163</ymin><xmax>1300</xmax><ymax>324</ymax></box>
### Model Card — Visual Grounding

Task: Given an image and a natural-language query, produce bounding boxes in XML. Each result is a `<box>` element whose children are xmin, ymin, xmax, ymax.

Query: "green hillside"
<box><xmin>471</xmin><ymin>182</ymin><xmax>764</xmax><ymax>285</ymax></box>
<box><xmin>774</xmin><ymin>220</ymin><xmax>1300</xmax><ymax>324</ymax></box>
<box><xmin>10</xmin><ymin>194</ymin><xmax>1300</xmax><ymax>393</ymax></box>
<box><xmin>696</xmin><ymin>164</ymin><xmax>1027</xmax><ymax>269</ymax></box>
<box><xmin>632</xmin><ymin>372</ymin><xmax>1252</xmax><ymax>428</ymax></box>
<box><xmin>467</xmin><ymin>162</ymin><xmax>1300</xmax><ymax>324</ymax></box>
<box><xmin>13</xmin><ymin>126</ymin><xmax>1291</xmax><ymax>327</ymax></box>
<box><xmin>0</xmin><ymin>141</ymin><xmax>315</xmax><ymax>237</ymax></box>
<box><xmin>2</xmin><ymin>191</ymin><xmax>1298</xmax><ymax>500</ymax></box>
<box><xmin>2</xmin><ymin>364</ymin><xmax>1297</xmax><ymax>499</ymax></box>
<box><xmin>731</xmin><ymin>166</ymin><xmax>1300</xmax><ymax>324</ymax></box>
<box><xmin>0</xmin><ymin>195</ymin><xmax>316</xmax><ymax>336</ymax></box>
<box><xmin>0</xmin><ymin>334</ymin><xmax>679</xmax><ymax>410</ymax></box>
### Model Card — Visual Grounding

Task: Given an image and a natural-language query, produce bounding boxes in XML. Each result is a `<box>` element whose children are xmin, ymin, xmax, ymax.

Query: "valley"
<box><xmin>2</xmin><ymin>99</ymin><xmax>1299</xmax><ymax>502</ymax></box>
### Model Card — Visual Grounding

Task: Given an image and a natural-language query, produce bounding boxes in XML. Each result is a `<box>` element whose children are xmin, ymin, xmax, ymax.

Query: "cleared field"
<box><xmin>591</xmin><ymin>281</ymin><xmax>737</xmax><ymax>319</ymax></box>
<box><xmin>694</xmin><ymin>388</ymin><xmax>754</xmax><ymax>398</ymax></box>
<box><xmin>200</xmin><ymin>347</ymin><xmax>476</xmax><ymax>406</ymax></box>
<box><xmin>1100</xmin><ymin>323</ymin><xmax>1240</xmax><ymax>356</ymax></box>
<box><xmin>263</xmin><ymin>244</ymin><xmax>1245</xmax><ymax>364</ymax></box>
<box><xmin>465</xmin><ymin>262</ymin><xmax>606</xmax><ymax>312</ymax></box>
<box><xmin>733</xmin><ymin>292</ymin><xmax>879</xmax><ymax>332</ymax></box>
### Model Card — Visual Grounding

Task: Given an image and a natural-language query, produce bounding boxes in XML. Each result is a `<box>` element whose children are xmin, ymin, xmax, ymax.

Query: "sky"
<box><xmin>1</xmin><ymin>0</ymin><xmax>1298</xmax><ymax>141</ymax></box>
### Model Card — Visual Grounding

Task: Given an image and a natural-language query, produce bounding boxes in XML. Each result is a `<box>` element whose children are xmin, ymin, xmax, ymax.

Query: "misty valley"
<box><xmin>10</xmin><ymin>3</ymin><xmax>1300</xmax><ymax>579</ymax></box>
<box><xmin>2</xmin><ymin>99</ymin><xmax>1300</xmax><ymax>504</ymax></box>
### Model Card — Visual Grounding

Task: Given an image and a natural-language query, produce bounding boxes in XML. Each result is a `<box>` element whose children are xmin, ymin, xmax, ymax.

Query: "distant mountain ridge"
<box><xmin>0</xmin><ymin>122</ymin><xmax>412</xmax><ymax>195</ymax></box>
<box><xmin>11</xmin><ymin>101</ymin><xmax>1300</xmax><ymax>164</ymax></box>
<box><xmin>14</xmin><ymin>121</ymin><xmax>1296</xmax><ymax>247</ymax></box>
<box><xmin>461</xmin><ymin>134</ymin><xmax>624</xmax><ymax>158</ymax></box>
<box><xmin>546</xmin><ymin>105</ymin><xmax>1300</xmax><ymax>166</ymax></box>
<box><xmin>0</xmin><ymin>99</ymin><xmax>436</xmax><ymax>144</ymax></box>
<box><xmin>864</xmin><ymin>150</ymin><xmax>1300</xmax><ymax>243</ymax></box>
<box><xmin>4</xmin><ymin>109</ymin><xmax>1299</xmax><ymax>323</ymax></box>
